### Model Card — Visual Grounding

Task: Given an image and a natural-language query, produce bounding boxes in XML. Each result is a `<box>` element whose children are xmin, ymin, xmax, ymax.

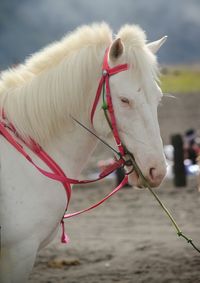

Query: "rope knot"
<box><xmin>102</xmin><ymin>69</ymin><xmax>108</xmax><ymax>77</ymax></box>
<box><xmin>102</xmin><ymin>102</ymin><xmax>108</xmax><ymax>110</ymax></box>
<box><xmin>177</xmin><ymin>231</ymin><xmax>182</xmax><ymax>237</ymax></box>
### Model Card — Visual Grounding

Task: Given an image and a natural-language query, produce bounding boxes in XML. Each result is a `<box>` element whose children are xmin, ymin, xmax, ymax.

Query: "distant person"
<box><xmin>184</xmin><ymin>129</ymin><xmax>200</xmax><ymax>164</ymax></box>
<box><xmin>197</xmin><ymin>155</ymin><xmax>200</xmax><ymax>192</ymax></box>
<box><xmin>187</xmin><ymin>140</ymin><xmax>199</xmax><ymax>164</ymax></box>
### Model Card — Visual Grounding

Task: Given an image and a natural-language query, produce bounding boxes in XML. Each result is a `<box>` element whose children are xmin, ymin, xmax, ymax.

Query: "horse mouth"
<box><xmin>123</xmin><ymin>153</ymin><xmax>145</xmax><ymax>189</ymax></box>
<box><xmin>125</xmin><ymin>165</ymin><xmax>144</xmax><ymax>189</ymax></box>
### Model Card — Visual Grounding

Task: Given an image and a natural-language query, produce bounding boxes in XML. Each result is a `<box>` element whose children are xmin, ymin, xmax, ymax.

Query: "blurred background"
<box><xmin>0</xmin><ymin>0</ymin><xmax>200</xmax><ymax>68</ymax></box>
<box><xmin>0</xmin><ymin>0</ymin><xmax>200</xmax><ymax>174</ymax></box>
<box><xmin>1</xmin><ymin>1</ymin><xmax>200</xmax><ymax>282</ymax></box>
<box><xmin>0</xmin><ymin>0</ymin><xmax>200</xmax><ymax>173</ymax></box>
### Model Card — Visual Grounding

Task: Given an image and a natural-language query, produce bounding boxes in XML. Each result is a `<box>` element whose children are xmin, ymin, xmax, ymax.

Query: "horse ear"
<box><xmin>109</xmin><ymin>38</ymin><xmax>124</xmax><ymax>60</ymax></box>
<box><xmin>147</xmin><ymin>36</ymin><xmax>168</xmax><ymax>54</ymax></box>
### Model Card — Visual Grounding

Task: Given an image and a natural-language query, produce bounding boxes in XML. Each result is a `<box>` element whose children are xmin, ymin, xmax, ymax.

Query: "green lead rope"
<box><xmin>101</xmin><ymin>81</ymin><xmax>200</xmax><ymax>254</ymax></box>
<box><xmin>131</xmin><ymin>156</ymin><xmax>200</xmax><ymax>254</ymax></box>
<box><xmin>102</xmin><ymin>83</ymin><xmax>113</xmax><ymax>130</ymax></box>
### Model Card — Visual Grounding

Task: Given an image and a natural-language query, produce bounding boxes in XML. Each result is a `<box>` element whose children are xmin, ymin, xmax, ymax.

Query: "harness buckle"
<box><xmin>122</xmin><ymin>152</ymin><xmax>135</xmax><ymax>175</ymax></box>
<box><xmin>102</xmin><ymin>69</ymin><xmax>108</xmax><ymax>76</ymax></box>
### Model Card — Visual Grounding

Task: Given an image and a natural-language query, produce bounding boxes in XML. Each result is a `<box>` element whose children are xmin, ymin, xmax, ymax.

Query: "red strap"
<box><xmin>90</xmin><ymin>76</ymin><xmax>105</xmax><ymax>125</ymax></box>
<box><xmin>91</xmin><ymin>47</ymin><xmax>128</xmax><ymax>156</ymax></box>
<box><xmin>0</xmin><ymin>122</ymin><xmax>72</xmax><ymax>203</ymax></box>
<box><xmin>91</xmin><ymin>50</ymin><xmax>128</xmax><ymax>125</ymax></box>
<box><xmin>0</xmin><ymin>123</ymin><xmax>125</xmax><ymax>187</ymax></box>
<box><xmin>0</xmin><ymin>121</ymin><xmax>128</xmax><ymax>244</ymax></box>
<box><xmin>64</xmin><ymin>175</ymin><xmax>128</xmax><ymax>219</ymax></box>
<box><xmin>99</xmin><ymin>158</ymin><xmax>124</xmax><ymax>178</ymax></box>
<box><xmin>0</xmin><ymin>46</ymin><xmax>130</xmax><ymax>244</ymax></box>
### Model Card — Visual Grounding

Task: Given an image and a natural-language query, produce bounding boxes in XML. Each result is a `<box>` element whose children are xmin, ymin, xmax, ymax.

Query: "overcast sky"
<box><xmin>0</xmin><ymin>0</ymin><xmax>200</xmax><ymax>67</ymax></box>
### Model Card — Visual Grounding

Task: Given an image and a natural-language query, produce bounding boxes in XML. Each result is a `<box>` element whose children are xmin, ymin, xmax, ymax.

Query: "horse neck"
<box><xmin>44</xmin><ymin>122</ymin><xmax>98</xmax><ymax>179</ymax></box>
<box><xmin>1</xmin><ymin>45</ymin><xmax>105</xmax><ymax>178</ymax></box>
<box><xmin>1</xmin><ymin>45</ymin><xmax>103</xmax><ymax>147</ymax></box>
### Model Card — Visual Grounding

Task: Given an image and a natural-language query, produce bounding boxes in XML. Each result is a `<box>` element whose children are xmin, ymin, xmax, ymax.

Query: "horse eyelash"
<box><xmin>120</xmin><ymin>97</ymin><xmax>130</xmax><ymax>104</ymax></box>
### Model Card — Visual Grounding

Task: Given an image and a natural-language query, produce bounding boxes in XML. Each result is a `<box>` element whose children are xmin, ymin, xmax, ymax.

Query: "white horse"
<box><xmin>0</xmin><ymin>23</ymin><xmax>167</xmax><ymax>282</ymax></box>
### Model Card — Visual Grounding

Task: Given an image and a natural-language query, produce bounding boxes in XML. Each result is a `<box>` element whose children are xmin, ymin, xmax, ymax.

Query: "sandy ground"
<box><xmin>29</xmin><ymin>176</ymin><xmax>200</xmax><ymax>283</ymax></box>
<box><xmin>28</xmin><ymin>91</ymin><xmax>200</xmax><ymax>283</ymax></box>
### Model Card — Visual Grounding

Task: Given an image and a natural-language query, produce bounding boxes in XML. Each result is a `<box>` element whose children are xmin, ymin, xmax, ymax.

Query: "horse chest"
<box><xmin>0</xmin><ymin>136</ymin><xmax>67</xmax><ymax>246</ymax></box>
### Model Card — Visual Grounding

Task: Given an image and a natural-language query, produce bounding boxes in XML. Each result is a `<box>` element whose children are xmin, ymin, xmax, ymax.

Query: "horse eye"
<box><xmin>120</xmin><ymin>97</ymin><xmax>130</xmax><ymax>104</ymax></box>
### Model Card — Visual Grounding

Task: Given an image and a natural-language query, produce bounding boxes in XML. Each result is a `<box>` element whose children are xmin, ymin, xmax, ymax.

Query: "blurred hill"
<box><xmin>0</xmin><ymin>0</ymin><xmax>200</xmax><ymax>69</ymax></box>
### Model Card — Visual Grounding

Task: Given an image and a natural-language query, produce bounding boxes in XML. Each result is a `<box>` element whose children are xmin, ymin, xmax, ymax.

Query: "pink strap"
<box><xmin>0</xmin><ymin>122</ymin><xmax>129</xmax><ymax>243</ymax></box>
<box><xmin>90</xmin><ymin>47</ymin><xmax>128</xmax><ymax>156</ymax></box>
<box><xmin>0</xmin><ymin>123</ymin><xmax>124</xmax><ymax>187</ymax></box>
<box><xmin>0</xmin><ymin>46</ymin><xmax>130</xmax><ymax>244</ymax></box>
<box><xmin>91</xmin><ymin>50</ymin><xmax>128</xmax><ymax>125</ymax></box>
<box><xmin>64</xmin><ymin>175</ymin><xmax>128</xmax><ymax>219</ymax></box>
<box><xmin>90</xmin><ymin>76</ymin><xmax>105</xmax><ymax>125</ymax></box>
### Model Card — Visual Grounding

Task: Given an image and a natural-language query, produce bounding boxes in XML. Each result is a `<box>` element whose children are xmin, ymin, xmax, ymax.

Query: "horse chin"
<box><xmin>127</xmin><ymin>169</ymin><xmax>144</xmax><ymax>189</ymax></box>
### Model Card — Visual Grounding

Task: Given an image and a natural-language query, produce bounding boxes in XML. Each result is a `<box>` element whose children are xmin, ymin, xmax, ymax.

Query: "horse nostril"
<box><xmin>148</xmin><ymin>167</ymin><xmax>166</xmax><ymax>187</ymax></box>
<box><xmin>149</xmin><ymin>168</ymin><xmax>156</xmax><ymax>182</ymax></box>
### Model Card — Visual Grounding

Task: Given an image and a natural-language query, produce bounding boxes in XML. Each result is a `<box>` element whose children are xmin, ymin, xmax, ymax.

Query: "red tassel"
<box><xmin>61</xmin><ymin>220</ymin><xmax>70</xmax><ymax>244</ymax></box>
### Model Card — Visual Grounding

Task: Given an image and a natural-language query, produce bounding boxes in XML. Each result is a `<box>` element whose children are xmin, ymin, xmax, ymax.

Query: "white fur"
<box><xmin>0</xmin><ymin>23</ymin><xmax>167</xmax><ymax>283</ymax></box>
<box><xmin>0</xmin><ymin>23</ymin><xmax>158</xmax><ymax>145</ymax></box>
<box><xmin>0</xmin><ymin>23</ymin><xmax>112</xmax><ymax>145</ymax></box>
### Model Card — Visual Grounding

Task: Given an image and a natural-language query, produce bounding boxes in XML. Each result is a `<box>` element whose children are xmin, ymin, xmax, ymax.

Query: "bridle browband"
<box><xmin>0</xmin><ymin>46</ymin><xmax>131</xmax><ymax>243</ymax></box>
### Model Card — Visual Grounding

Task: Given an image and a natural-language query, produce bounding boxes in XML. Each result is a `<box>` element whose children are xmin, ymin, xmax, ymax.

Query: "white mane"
<box><xmin>0</xmin><ymin>23</ymin><xmax>158</xmax><ymax>145</ymax></box>
<box><xmin>117</xmin><ymin>25</ymin><xmax>159</xmax><ymax>88</ymax></box>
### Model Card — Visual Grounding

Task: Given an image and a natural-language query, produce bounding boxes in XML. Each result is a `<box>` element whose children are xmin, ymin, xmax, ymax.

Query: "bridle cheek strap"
<box><xmin>91</xmin><ymin>47</ymin><xmax>129</xmax><ymax>156</ymax></box>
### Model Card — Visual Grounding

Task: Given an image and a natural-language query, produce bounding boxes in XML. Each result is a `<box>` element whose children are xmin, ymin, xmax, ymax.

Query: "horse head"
<box><xmin>93</xmin><ymin>25</ymin><xmax>167</xmax><ymax>188</ymax></box>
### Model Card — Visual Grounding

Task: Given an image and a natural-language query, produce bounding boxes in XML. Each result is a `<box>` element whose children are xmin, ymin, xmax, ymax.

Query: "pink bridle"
<box><xmin>0</xmin><ymin>46</ymin><xmax>130</xmax><ymax>243</ymax></box>
<box><xmin>91</xmin><ymin>47</ymin><xmax>129</xmax><ymax>156</ymax></box>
